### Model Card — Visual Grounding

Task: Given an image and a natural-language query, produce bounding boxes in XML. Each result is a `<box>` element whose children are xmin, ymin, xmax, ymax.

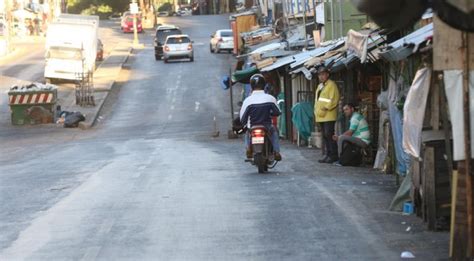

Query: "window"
<box><xmin>166</xmin><ymin>37</ymin><xmax>190</xmax><ymax>44</ymax></box>
<box><xmin>48</xmin><ymin>47</ymin><xmax>82</xmax><ymax>60</ymax></box>
<box><xmin>156</xmin><ymin>29</ymin><xmax>182</xmax><ymax>43</ymax></box>
<box><xmin>221</xmin><ymin>31</ymin><xmax>232</xmax><ymax>37</ymax></box>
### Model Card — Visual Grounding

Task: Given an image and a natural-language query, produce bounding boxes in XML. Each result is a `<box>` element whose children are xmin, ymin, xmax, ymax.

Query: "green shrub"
<box><xmin>158</xmin><ymin>3</ymin><xmax>173</xmax><ymax>12</ymax></box>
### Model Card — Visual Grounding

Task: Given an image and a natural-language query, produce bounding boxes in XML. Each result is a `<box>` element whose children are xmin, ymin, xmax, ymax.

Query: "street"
<box><xmin>0</xmin><ymin>15</ymin><xmax>448</xmax><ymax>260</ymax></box>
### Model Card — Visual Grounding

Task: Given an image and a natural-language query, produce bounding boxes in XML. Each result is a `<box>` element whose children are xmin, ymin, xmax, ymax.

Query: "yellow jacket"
<box><xmin>314</xmin><ymin>79</ymin><xmax>340</xmax><ymax>122</ymax></box>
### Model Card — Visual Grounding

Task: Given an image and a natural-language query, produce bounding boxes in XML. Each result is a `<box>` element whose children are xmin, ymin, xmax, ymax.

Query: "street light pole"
<box><xmin>131</xmin><ymin>0</ymin><xmax>139</xmax><ymax>46</ymax></box>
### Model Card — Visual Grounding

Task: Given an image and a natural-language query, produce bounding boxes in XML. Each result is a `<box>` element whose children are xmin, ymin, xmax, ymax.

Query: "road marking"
<box><xmin>177</xmin><ymin>75</ymin><xmax>182</xmax><ymax>79</ymax></box>
<box><xmin>168</xmin><ymin>114</ymin><xmax>173</xmax><ymax>120</ymax></box>
<box><xmin>81</xmin><ymin>246</ymin><xmax>102</xmax><ymax>261</ymax></box>
<box><xmin>132</xmin><ymin>172</ymin><xmax>142</xmax><ymax>178</ymax></box>
<box><xmin>194</xmin><ymin>42</ymin><xmax>205</xmax><ymax>46</ymax></box>
<box><xmin>194</xmin><ymin>101</ymin><xmax>200</xmax><ymax>112</ymax></box>
<box><xmin>170</xmin><ymin>105</ymin><xmax>175</xmax><ymax>110</ymax></box>
<box><xmin>98</xmin><ymin>219</ymin><xmax>115</xmax><ymax>234</ymax></box>
<box><xmin>138</xmin><ymin>165</ymin><xmax>146</xmax><ymax>170</ymax></box>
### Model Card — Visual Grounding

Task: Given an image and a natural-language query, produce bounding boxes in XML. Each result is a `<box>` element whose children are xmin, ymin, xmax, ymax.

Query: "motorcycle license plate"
<box><xmin>252</xmin><ymin>137</ymin><xmax>264</xmax><ymax>144</ymax></box>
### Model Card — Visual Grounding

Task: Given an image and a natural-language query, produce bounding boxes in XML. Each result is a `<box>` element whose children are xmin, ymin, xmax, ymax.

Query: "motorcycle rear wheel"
<box><xmin>255</xmin><ymin>153</ymin><xmax>265</xmax><ymax>173</ymax></box>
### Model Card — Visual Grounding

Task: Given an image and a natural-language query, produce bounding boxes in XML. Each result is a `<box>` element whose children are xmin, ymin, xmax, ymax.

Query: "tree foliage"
<box><xmin>67</xmin><ymin>0</ymin><xmax>131</xmax><ymax>14</ymax></box>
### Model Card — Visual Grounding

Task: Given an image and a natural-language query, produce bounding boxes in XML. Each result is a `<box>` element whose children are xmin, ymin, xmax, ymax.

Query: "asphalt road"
<box><xmin>0</xmin><ymin>15</ymin><xmax>448</xmax><ymax>260</ymax></box>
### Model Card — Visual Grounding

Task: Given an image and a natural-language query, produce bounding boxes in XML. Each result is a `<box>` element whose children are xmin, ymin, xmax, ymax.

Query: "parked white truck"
<box><xmin>44</xmin><ymin>14</ymin><xmax>99</xmax><ymax>82</ymax></box>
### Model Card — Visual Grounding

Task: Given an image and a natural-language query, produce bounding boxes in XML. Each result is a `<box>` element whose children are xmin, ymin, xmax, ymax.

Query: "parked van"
<box><xmin>44</xmin><ymin>15</ymin><xmax>99</xmax><ymax>82</ymax></box>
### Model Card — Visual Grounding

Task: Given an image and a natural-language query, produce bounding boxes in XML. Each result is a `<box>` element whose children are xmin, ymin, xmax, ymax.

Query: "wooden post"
<box><xmin>461</xmin><ymin>31</ymin><xmax>474</xmax><ymax>257</ymax></box>
<box><xmin>424</xmin><ymin>147</ymin><xmax>436</xmax><ymax>228</ymax></box>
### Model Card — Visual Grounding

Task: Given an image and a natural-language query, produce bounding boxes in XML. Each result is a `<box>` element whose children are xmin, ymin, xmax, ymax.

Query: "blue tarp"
<box><xmin>291</xmin><ymin>102</ymin><xmax>314</xmax><ymax>141</ymax></box>
<box><xmin>388</xmin><ymin>103</ymin><xmax>410</xmax><ymax>175</ymax></box>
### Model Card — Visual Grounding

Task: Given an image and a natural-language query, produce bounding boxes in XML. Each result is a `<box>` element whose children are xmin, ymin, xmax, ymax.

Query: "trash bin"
<box><xmin>8</xmin><ymin>83</ymin><xmax>58</xmax><ymax>125</ymax></box>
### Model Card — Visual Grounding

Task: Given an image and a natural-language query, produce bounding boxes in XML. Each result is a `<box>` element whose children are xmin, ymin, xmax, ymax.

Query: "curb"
<box><xmin>78</xmin><ymin>46</ymin><xmax>133</xmax><ymax>130</ymax></box>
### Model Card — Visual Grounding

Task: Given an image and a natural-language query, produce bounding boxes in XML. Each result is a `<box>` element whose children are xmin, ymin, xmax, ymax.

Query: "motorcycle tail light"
<box><xmin>252</xmin><ymin>129</ymin><xmax>265</xmax><ymax>137</ymax></box>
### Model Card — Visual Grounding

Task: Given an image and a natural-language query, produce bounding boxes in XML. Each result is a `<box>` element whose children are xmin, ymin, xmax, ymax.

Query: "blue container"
<box><xmin>403</xmin><ymin>202</ymin><xmax>414</xmax><ymax>214</ymax></box>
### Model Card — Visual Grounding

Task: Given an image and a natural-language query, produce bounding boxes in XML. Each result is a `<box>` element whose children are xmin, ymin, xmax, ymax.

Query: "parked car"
<box><xmin>177</xmin><ymin>7</ymin><xmax>192</xmax><ymax>16</ymax></box>
<box><xmin>163</xmin><ymin>34</ymin><xmax>194</xmax><ymax>63</ymax></box>
<box><xmin>121</xmin><ymin>15</ymin><xmax>142</xmax><ymax>33</ymax></box>
<box><xmin>96</xmin><ymin>39</ymin><xmax>104</xmax><ymax>61</ymax></box>
<box><xmin>210</xmin><ymin>29</ymin><xmax>234</xmax><ymax>53</ymax></box>
<box><xmin>154</xmin><ymin>25</ymin><xmax>182</xmax><ymax>60</ymax></box>
<box><xmin>157</xmin><ymin>11</ymin><xmax>170</xmax><ymax>17</ymax></box>
<box><xmin>108</xmin><ymin>13</ymin><xmax>121</xmax><ymax>20</ymax></box>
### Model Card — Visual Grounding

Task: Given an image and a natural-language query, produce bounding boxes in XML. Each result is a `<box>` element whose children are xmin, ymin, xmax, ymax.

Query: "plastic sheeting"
<box><xmin>277</xmin><ymin>92</ymin><xmax>286</xmax><ymax>137</ymax></box>
<box><xmin>444</xmin><ymin>70</ymin><xmax>474</xmax><ymax>160</ymax></box>
<box><xmin>389</xmin><ymin>171</ymin><xmax>412</xmax><ymax>211</ymax></box>
<box><xmin>387</xmin><ymin>68</ymin><xmax>411</xmax><ymax>175</ymax></box>
<box><xmin>346</xmin><ymin>29</ymin><xmax>369</xmax><ymax>63</ymax></box>
<box><xmin>291</xmin><ymin>102</ymin><xmax>314</xmax><ymax>141</ymax></box>
<box><xmin>403</xmin><ymin>68</ymin><xmax>432</xmax><ymax>159</ymax></box>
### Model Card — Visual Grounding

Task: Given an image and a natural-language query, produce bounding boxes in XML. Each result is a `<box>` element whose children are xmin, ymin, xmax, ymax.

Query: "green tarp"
<box><xmin>232</xmin><ymin>66</ymin><xmax>258</xmax><ymax>83</ymax></box>
<box><xmin>291</xmin><ymin>102</ymin><xmax>314</xmax><ymax>141</ymax></box>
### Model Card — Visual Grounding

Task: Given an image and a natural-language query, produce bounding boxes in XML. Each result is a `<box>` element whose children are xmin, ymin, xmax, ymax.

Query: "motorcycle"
<box><xmin>246</xmin><ymin>125</ymin><xmax>278</xmax><ymax>173</ymax></box>
<box><xmin>232</xmin><ymin>118</ymin><xmax>278</xmax><ymax>173</ymax></box>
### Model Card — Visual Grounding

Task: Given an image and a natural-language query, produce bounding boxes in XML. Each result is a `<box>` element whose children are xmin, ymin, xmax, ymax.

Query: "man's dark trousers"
<box><xmin>321</xmin><ymin>121</ymin><xmax>338</xmax><ymax>160</ymax></box>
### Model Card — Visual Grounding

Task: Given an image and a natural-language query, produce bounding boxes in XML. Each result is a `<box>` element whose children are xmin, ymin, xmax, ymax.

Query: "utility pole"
<box><xmin>131</xmin><ymin>0</ymin><xmax>139</xmax><ymax>46</ymax></box>
<box><xmin>302</xmin><ymin>0</ymin><xmax>307</xmax><ymax>49</ymax></box>
<box><xmin>5</xmin><ymin>0</ymin><xmax>12</xmax><ymax>54</ymax></box>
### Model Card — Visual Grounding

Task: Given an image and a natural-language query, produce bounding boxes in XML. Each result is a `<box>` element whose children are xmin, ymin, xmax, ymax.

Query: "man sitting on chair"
<box><xmin>332</xmin><ymin>103</ymin><xmax>370</xmax><ymax>159</ymax></box>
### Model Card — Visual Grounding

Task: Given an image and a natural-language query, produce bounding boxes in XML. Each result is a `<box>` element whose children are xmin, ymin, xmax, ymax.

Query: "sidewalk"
<box><xmin>59</xmin><ymin>44</ymin><xmax>133</xmax><ymax>129</ymax></box>
<box><xmin>0</xmin><ymin>34</ymin><xmax>132</xmax><ymax>130</ymax></box>
<box><xmin>295</xmin><ymin>145</ymin><xmax>450</xmax><ymax>259</ymax></box>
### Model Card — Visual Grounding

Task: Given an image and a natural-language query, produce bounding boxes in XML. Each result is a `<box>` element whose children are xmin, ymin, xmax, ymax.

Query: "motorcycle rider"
<box><xmin>240</xmin><ymin>74</ymin><xmax>282</xmax><ymax>161</ymax></box>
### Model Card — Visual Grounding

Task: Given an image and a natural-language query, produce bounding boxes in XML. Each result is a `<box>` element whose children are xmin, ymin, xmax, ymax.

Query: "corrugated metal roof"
<box><xmin>250</xmin><ymin>42</ymin><xmax>286</xmax><ymax>54</ymax></box>
<box><xmin>261</xmin><ymin>49</ymin><xmax>298</xmax><ymax>58</ymax></box>
<box><xmin>260</xmin><ymin>54</ymin><xmax>295</xmax><ymax>72</ymax></box>
<box><xmin>386</xmin><ymin>23</ymin><xmax>432</xmax><ymax>49</ymax></box>
<box><xmin>290</xmin><ymin>39</ymin><xmax>345</xmax><ymax>69</ymax></box>
<box><xmin>260</xmin><ymin>39</ymin><xmax>345</xmax><ymax>72</ymax></box>
<box><xmin>379</xmin><ymin>23</ymin><xmax>433</xmax><ymax>61</ymax></box>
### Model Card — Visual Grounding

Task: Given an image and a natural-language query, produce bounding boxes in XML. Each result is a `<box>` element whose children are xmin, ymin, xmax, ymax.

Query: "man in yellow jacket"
<box><xmin>314</xmin><ymin>66</ymin><xmax>340</xmax><ymax>163</ymax></box>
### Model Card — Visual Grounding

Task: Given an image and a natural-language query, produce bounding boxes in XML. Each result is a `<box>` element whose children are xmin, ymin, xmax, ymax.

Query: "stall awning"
<box><xmin>250</xmin><ymin>42</ymin><xmax>286</xmax><ymax>55</ymax></box>
<box><xmin>260</xmin><ymin>54</ymin><xmax>296</xmax><ymax>72</ymax></box>
<box><xmin>379</xmin><ymin>23</ymin><xmax>433</xmax><ymax>62</ymax></box>
<box><xmin>290</xmin><ymin>40</ymin><xmax>345</xmax><ymax>69</ymax></box>
<box><xmin>262</xmin><ymin>49</ymin><xmax>298</xmax><ymax>58</ymax></box>
<box><xmin>294</xmin><ymin>39</ymin><xmax>346</xmax><ymax>69</ymax></box>
<box><xmin>232</xmin><ymin>66</ymin><xmax>259</xmax><ymax>83</ymax></box>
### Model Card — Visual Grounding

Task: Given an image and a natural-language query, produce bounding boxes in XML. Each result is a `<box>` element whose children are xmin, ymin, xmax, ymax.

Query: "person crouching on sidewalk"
<box><xmin>332</xmin><ymin>103</ymin><xmax>370</xmax><ymax>159</ymax></box>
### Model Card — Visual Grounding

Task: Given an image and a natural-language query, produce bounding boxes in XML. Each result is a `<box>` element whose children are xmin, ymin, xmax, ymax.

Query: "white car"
<box><xmin>177</xmin><ymin>7</ymin><xmax>192</xmax><ymax>16</ymax></box>
<box><xmin>210</xmin><ymin>29</ymin><xmax>234</xmax><ymax>53</ymax></box>
<box><xmin>163</xmin><ymin>34</ymin><xmax>194</xmax><ymax>63</ymax></box>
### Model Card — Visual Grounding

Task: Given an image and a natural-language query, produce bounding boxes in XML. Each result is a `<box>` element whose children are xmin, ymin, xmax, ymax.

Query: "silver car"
<box><xmin>210</xmin><ymin>29</ymin><xmax>234</xmax><ymax>53</ymax></box>
<box><xmin>163</xmin><ymin>34</ymin><xmax>194</xmax><ymax>63</ymax></box>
